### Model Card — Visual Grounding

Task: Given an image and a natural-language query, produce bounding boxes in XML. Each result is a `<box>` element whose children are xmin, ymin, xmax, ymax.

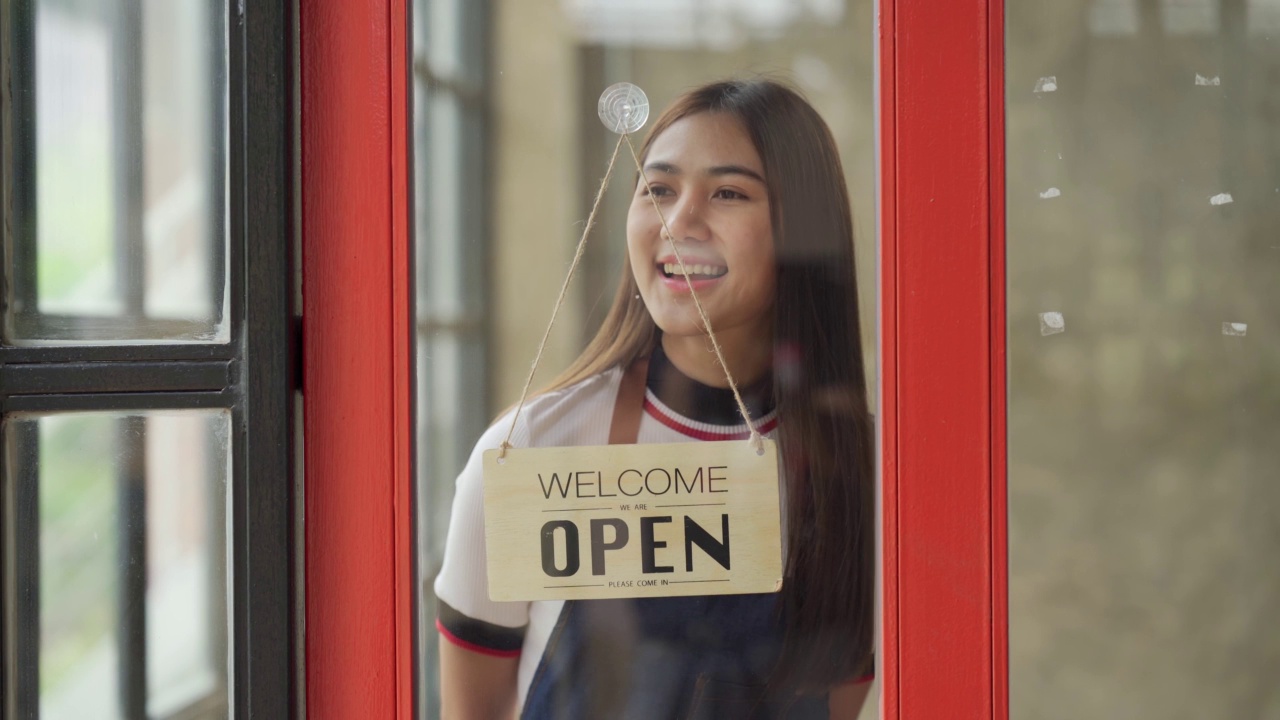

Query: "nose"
<box><xmin>661</xmin><ymin>193</ymin><xmax>710</xmax><ymax>243</ymax></box>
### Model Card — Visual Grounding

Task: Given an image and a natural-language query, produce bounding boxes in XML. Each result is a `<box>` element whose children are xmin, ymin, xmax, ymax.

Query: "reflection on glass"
<box><xmin>4</xmin><ymin>0</ymin><xmax>228</xmax><ymax>344</ymax></box>
<box><xmin>413</xmin><ymin>0</ymin><xmax>877</xmax><ymax>717</ymax></box>
<box><xmin>3</xmin><ymin>410</ymin><xmax>230</xmax><ymax>719</ymax></box>
<box><xmin>1007</xmin><ymin>2</ymin><xmax>1280</xmax><ymax>718</ymax></box>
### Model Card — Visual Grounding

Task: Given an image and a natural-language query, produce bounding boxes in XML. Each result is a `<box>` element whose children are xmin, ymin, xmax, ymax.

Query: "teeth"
<box><xmin>663</xmin><ymin>263</ymin><xmax>726</xmax><ymax>278</ymax></box>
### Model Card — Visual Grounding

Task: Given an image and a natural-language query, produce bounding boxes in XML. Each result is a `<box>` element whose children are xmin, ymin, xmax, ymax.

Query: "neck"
<box><xmin>660</xmin><ymin>326</ymin><xmax>772</xmax><ymax>390</ymax></box>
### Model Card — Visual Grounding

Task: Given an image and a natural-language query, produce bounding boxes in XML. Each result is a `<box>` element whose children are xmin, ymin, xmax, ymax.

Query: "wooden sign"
<box><xmin>482</xmin><ymin>439</ymin><xmax>783</xmax><ymax>601</ymax></box>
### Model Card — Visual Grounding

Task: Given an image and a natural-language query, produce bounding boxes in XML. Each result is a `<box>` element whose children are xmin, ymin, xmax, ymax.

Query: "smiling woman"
<box><xmin>432</xmin><ymin>80</ymin><xmax>874</xmax><ymax>720</ymax></box>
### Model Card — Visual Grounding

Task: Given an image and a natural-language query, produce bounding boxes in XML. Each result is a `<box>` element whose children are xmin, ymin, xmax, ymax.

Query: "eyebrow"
<box><xmin>643</xmin><ymin>162</ymin><xmax>766</xmax><ymax>184</ymax></box>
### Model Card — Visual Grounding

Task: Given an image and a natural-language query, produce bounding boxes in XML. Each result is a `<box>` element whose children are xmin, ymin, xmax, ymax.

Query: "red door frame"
<box><xmin>878</xmin><ymin>0</ymin><xmax>1007</xmax><ymax>717</ymax></box>
<box><xmin>300</xmin><ymin>0</ymin><xmax>1008</xmax><ymax>716</ymax></box>
<box><xmin>301</xmin><ymin>0</ymin><xmax>414</xmax><ymax>717</ymax></box>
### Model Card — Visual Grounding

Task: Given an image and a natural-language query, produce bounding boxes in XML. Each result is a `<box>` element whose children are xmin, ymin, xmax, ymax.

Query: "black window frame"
<box><xmin>0</xmin><ymin>0</ymin><xmax>296</xmax><ymax>717</ymax></box>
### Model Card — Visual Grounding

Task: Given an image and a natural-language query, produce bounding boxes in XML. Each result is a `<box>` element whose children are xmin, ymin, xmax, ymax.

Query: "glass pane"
<box><xmin>414</xmin><ymin>0</ymin><xmax>879</xmax><ymax>717</ymax></box>
<box><xmin>1007</xmin><ymin>3</ymin><xmax>1280</xmax><ymax>718</ymax></box>
<box><xmin>3</xmin><ymin>0</ymin><xmax>228</xmax><ymax>345</ymax></box>
<box><xmin>3</xmin><ymin>410</ymin><xmax>231</xmax><ymax>719</ymax></box>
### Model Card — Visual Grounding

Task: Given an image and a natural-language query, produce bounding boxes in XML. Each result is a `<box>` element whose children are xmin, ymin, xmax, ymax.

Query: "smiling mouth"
<box><xmin>659</xmin><ymin>262</ymin><xmax>728</xmax><ymax>280</ymax></box>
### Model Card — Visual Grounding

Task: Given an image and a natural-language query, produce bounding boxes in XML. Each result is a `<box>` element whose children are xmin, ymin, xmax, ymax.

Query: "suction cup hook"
<box><xmin>598</xmin><ymin>82</ymin><xmax>649</xmax><ymax>134</ymax></box>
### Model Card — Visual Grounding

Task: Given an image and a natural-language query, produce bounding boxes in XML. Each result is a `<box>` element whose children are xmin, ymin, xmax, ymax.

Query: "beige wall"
<box><xmin>490</xmin><ymin>0</ymin><xmax>585</xmax><ymax>407</ymax></box>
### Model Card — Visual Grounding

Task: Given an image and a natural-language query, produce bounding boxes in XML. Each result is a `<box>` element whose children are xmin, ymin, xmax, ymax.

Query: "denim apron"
<box><xmin>520</xmin><ymin>360</ymin><xmax>829</xmax><ymax>719</ymax></box>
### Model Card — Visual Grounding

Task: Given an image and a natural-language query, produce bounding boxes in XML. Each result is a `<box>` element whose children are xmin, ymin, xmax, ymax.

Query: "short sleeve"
<box><xmin>433</xmin><ymin>413</ymin><xmax>531</xmax><ymax>655</ymax></box>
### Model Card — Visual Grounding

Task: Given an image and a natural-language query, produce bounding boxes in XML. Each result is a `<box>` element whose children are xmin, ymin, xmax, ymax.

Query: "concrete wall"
<box><xmin>1006</xmin><ymin>3</ymin><xmax>1280</xmax><ymax>717</ymax></box>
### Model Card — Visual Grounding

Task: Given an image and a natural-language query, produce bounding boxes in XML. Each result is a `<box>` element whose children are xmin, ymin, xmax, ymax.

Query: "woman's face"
<box><xmin>627</xmin><ymin>112</ymin><xmax>776</xmax><ymax>345</ymax></box>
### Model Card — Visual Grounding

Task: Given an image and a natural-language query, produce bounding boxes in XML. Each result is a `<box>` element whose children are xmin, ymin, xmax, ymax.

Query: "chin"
<box><xmin>651</xmin><ymin>316</ymin><xmax>704</xmax><ymax>339</ymax></box>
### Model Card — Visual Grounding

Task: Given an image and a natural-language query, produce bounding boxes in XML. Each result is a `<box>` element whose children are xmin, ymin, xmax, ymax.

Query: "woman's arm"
<box><xmin>435</xmin><ymin>416</ymin><xmax>531</xmax><ymax>719</ymax></box>
<box><xmin>828</xmin><ymin>679</ymin><xmax>873</xmax><ymax>719</ymax></box>
<box><xmin>438</xmin><ymin>640</ymin><xmax>520</xmax><ymax>720</ymax></box>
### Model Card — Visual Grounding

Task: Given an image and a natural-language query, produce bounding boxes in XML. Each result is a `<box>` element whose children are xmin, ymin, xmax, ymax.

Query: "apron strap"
<box><xmin>607</xmin><ymin>356</ymin><xmax>649</xmax><ymax>445</ymax></box>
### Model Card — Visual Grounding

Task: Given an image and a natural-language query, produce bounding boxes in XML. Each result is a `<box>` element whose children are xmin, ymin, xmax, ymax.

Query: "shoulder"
<box><xmin>476</xmin><ymin>367</ymin><xmax>622</xmax><ymax>452</ymax></box>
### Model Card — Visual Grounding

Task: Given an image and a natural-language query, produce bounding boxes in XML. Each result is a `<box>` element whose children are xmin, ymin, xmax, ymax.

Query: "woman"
<box><xmin>434</xmin><ymin>79</ymin><xmax>875</xmax><ymax>719</ymax></box>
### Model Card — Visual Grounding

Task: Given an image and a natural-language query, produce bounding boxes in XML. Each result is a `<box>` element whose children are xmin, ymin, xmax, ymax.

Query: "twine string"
<box><xmin>498</xmin><ymin>128</ymin><xmax>763</xmax><ymax>460</ymax></box>
<box><xmin>498</xmin><ymin>133</ymin><xmax>627</xmax><ymax>459</ymax></box>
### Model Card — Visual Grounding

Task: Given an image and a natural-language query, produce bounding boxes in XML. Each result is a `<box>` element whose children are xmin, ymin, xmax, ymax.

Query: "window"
<box><xmin>1006</xmin><ymin>1</ymin><xmax>1280</xmax><ymax>716</ymax></box>
<box><xmin>6</xmin><ymin>0</ymin><xmax>228</xmax><ymax>345</ymax></box>
<box><xmin>1</xmin><ymin>1</ymin><xmax>294</xmax><ymax>716</ymax></box>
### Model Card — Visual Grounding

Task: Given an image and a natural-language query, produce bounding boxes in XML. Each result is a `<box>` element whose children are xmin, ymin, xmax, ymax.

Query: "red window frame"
<box><xmin>879</xmin><ymin>0</ymin><xmax>1007</xmax><ymax>717</ymax></box>
<box><xmin>301</xmin><ymin>0</ymin><xmax>414</xmax><ymax>717</ymax></box>
<box><xmin>300</xmin><ymin>0</ymin><xmax>1008</xmax><ymax>715</ymax></box>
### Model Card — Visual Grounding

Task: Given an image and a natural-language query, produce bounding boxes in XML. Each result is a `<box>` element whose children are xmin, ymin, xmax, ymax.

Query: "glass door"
<box><xmin>411</xmin><ymin>1</ymin><xmax>881</xmax><ymax>717</ymax></box>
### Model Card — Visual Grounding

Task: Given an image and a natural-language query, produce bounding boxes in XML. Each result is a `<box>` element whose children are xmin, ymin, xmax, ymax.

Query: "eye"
<box><xmin>714</xmin><ymin>188</ymin><xmax>748</xmax><ymax>200</ymax></box>
<box><xmin>643</xmin><ymin>184</ymin><xmax>674</xmax><ymax>198</ymax></box>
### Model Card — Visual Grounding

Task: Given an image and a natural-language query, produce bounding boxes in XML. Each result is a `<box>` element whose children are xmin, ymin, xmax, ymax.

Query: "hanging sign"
<box><xmin>482</xmin><ymin>83</ymin><xmax>781</xmax><ymax>601</ymax></box>
<box><xmin>482</xmin><ymin>439</ymin><xmax>783</xmax><ymax>601</ymax></box>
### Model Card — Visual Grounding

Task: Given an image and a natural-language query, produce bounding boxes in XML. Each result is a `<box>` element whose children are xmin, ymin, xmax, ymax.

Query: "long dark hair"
<box><xmin>542</xmin><ymin>79</ymin><xmax>874</xmax><ymax>690</ymax></box>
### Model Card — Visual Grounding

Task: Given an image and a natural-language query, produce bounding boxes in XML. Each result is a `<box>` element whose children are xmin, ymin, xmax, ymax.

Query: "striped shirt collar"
<box><xmin>644</xmin><ymin>342</ymin><xmax>777</xmax><ymax>439</ymax></box>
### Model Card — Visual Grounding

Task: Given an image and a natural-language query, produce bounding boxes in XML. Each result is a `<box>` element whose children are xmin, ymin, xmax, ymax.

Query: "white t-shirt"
<box><xmin>433</xmin><ymin>365</ymin><xmax>779</xmax><ymax>710</ymax></box>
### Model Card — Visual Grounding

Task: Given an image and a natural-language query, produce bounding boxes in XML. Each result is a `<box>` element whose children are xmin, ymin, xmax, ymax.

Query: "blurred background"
<box><xmin>410</xmin><ymin>0</ymin><xmax>877</xmax><ymax>716</ymax></box>
<box><xmin>1006</xmin><ymin>0</ymin><xmax>1280</xmax><ymax>717</ymax></box>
